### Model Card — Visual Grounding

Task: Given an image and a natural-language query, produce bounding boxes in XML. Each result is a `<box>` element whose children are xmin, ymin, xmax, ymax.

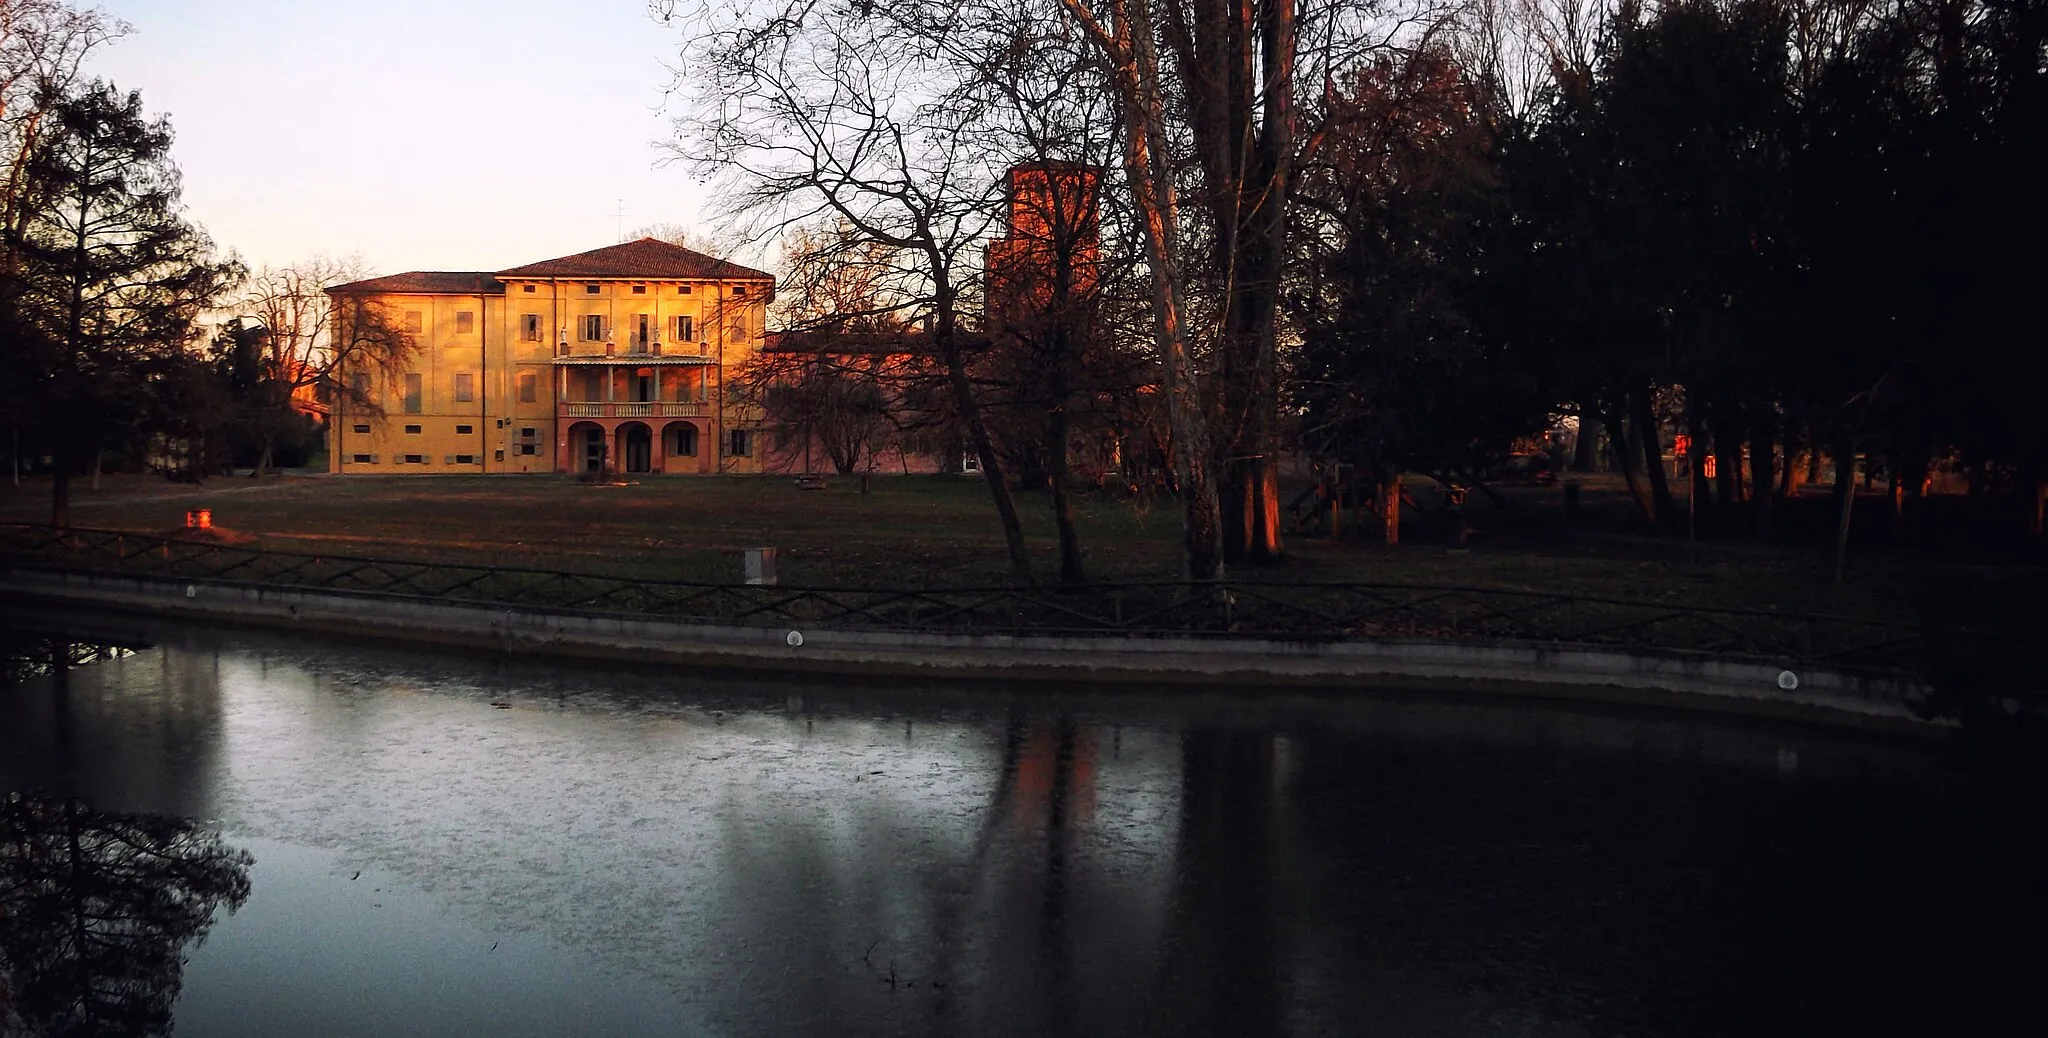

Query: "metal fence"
<box><xmin>0</xmin><ymin>523</ymin><xmax>2027</xmax><ymax>692</ymax></box>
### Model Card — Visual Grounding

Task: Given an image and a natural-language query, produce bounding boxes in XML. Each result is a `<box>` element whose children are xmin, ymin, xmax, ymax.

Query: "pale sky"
<box><xmin>88</xmin><ymin>0</ymin><xmax>723</xmax><ymax>278</ymax></box>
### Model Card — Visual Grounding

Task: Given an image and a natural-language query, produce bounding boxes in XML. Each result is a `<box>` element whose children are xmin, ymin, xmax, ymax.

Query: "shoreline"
<box><xmin>0</xmin><ymin>564</ymin><xmax>1935</xmax><ymax>734</ymax></box>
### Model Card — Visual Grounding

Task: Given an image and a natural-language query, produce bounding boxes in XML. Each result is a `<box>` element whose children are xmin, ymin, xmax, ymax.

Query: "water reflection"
<box><xmin>0</xmin><ymin>795</ymin><xmax>251</xmax><ymax>1036</ymax></box>
<box><xmin>0</xmin><ymin>637</ymin><xmax>139</xmax><ymax>687</ymax></box>
<box><xmin>0</xmin><ymin>612</ymin><xmax>2025</xmax><ymax>1036</ymax></box>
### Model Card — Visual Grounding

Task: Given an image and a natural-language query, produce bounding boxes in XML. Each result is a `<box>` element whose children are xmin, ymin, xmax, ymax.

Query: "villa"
<box><xmin>325</xmin><ymin>239</ymin><xmax>774</xmax><ymax>475</ymax></box>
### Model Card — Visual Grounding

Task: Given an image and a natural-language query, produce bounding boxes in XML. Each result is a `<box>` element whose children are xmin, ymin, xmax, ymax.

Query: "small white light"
<box><xmin>785</xmin><ymin>630</ymin><xmax>804</xmax><ymax>648</ymax></box>
<box><xmin>184</xmin><ymin>585</ymin><xmax>197</xmax><ymax>599</ymax></box>
<box><xmin>1776</xmin><ymin>670</ymin><xmax>1800</xmax><ymax>691</ymax></box>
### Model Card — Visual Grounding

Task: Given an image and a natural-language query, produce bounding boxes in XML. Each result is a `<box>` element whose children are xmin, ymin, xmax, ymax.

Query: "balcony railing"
<box><xmin>560</xmin><ymin>402</ymin><xmax>709</xmax><ymax>418</ymax></box>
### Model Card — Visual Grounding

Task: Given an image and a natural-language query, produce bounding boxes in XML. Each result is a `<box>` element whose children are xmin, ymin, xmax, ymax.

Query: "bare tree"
<box><xmin>1053</xmin><ymin>0</ymin><xmax>1228</xmax><ymax>579</ymax></box>
<box><xmin>662</xmin><ymin>0</ymin><xmax>1037</xmax><ymax>582</ymax></box>
<box><xmin>240</xmin><ymin>258</ymin><xmax>414</xmax><ymax>475</ymax></box>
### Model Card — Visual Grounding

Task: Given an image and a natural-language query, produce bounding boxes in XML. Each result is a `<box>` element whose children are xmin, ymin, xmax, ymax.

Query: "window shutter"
<box><xmin>370</xmin><ymin>453</ymin><xmax>380</xmax><ymax>464</ymax></box>
<box><xmin>443</xmin><ymin>454</ymin><xmax>455</xmax><ymax>464</ymax></box>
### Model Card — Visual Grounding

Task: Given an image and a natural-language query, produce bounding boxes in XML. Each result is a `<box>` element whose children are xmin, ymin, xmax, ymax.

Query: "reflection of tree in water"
<box><xmin>0</xmin><ymin>639</ymin><xmax>137</xmax><ymax>688</ymax></box>
<box><xmin>0</xmin><ymin>794</ymin><xmax>252</xmax><ymax>1037</ymax></box>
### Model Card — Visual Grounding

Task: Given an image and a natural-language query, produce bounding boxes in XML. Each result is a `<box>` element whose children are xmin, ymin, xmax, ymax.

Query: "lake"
<box><xmin>0</xmin><ymin>609</ymin><xmax>2031</xmax><ymax>1036</ymax></box>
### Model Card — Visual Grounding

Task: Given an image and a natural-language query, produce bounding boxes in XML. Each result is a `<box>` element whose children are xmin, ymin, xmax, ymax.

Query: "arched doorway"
<box><xmin>619</xmin><ymin>423</ymin><xmax>653</xmax><ymax>474</ymax></box>
<box><xmin>663</xmin><ymin>421</ymin><xmax>699</xmax><ymax>473</ymax></box>
<box><xmin>566</xmin><ymin>422</ymin><xmax>606</xmax><ymax>474</ymax></box>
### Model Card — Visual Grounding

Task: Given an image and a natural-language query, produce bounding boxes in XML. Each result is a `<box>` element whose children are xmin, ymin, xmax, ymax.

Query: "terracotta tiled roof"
<box><xmin>326</xmin><ymin>271</ymin><xmax>503</xmax><ymax>295</ymax></box>
<box><xmin>495</xmin><ymin>238</ymin><xmax>773</xmax><ymax>281</ymax></box>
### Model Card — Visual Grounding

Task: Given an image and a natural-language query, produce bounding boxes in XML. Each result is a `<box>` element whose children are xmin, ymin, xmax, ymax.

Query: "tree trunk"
<box><xmin>1167</xmin><ymin>0</ymin><xmax>1292</xmax><ymax>569</ymax></box>
<box><xmin>1048</xmin><ymin>405</ymin><xmax>1084</xmax><ymax>585</ymax></box>
<box><xmin>51</xmin><ymin>464</ymin><xmax>70</xmax><ymax>529</ymax></box>
<box><xmin>2030</xmin><ymin>475</ymin><xmax>2046</xmax><ymax>539</ymax></box>
<box><xmin>944</xmin><ymin>345</ymin><xmax>1032</xmax><ymax>584</ymax></box>
<box><xmin>1684</xmin><ymin>411</ymin><xmax>1708</xmax><ymax>543</ymax></box>
<box><xmin>1072</xmin><ymin>0</ymin><xmax>1224</xmax><ymax>580</ymax></box>
<box><xmin>1831</xmin><ymin>440</ymin><xmax>1857</xmax><ymax>599</ymax></box>
<box><xmin>1751</xmin><ymin>422</ymin><xmax>1776</xmax><ymax>540</ymax></box>
<box><xmin>1607</xmin><ymin>407</ymin><xmax>1657</xmax><ymax>525</ymax></box>
<box><xmin>1631</xmin><ymin>389</ymin><xmax>1675</xmax><ymax>526</ymax></box>
<box><xmin>253</xmin><ymin>434</ymin><xmax>274</xmax><ymax>478</ymax></box>
<box><xmin>1779</xmin><ymin>425</ymin><xmax>1801</xmax><ymax>497</ymax></box>
<box><xmin>1713</xmin><ymin>427</ymin><xmax>1740</xmax><ymax>508</ymax></box>
<box><xmin>88</xmin><ymin>447</ymin><xmax>102</xmax><ymax>491</ymax></box>
<box><xmin>1380</xmin><ymin>469</ymin><xmax>1401</xmax><ymax>544</ymax></box>
<box><xmin>1223</xmin><ymin>457</ymin><xmax>1283</xmax><ymax>565</ymax></box>
<box><xmin>1887</xmin><ymin>448</ymin><xmax>1906</xmax><ymax>544</ymax></box>
<box><xmin>1573</xmin><ymin>416</ymin><xmax>1600</xmax><ymax>471</ymax></box>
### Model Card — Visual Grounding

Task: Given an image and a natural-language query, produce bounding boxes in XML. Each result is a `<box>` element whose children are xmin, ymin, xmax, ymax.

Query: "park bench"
<box><xmin>794</xmin><ymin>475</ymin><xmax>828</xmax><ymax>490</ymax></box>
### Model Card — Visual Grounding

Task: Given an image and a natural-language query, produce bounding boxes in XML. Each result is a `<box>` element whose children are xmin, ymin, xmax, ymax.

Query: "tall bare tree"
<box><xmin>236</xmin><ymin>258</ymin><xmax>413</xmax><ymax>475</ymax></box>
<box><xmin>662</xmin><ymin>0</ymin><xmax>1037</xmax><ymax>582</ymax></box>
<box><xmin>1054</xmin><ymin>0</ymin><xmax>1228</xmax><ymax>579</ymax></box>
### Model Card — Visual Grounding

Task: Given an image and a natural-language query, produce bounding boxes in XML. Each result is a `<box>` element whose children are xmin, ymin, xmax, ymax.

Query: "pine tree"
<box><xmin>3</xmin><ymin>81</ymin><xmax>238</xmax><ymax>525</ymax></box>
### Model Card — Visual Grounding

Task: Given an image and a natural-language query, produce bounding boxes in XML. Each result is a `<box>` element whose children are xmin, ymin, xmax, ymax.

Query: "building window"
<box><xmin>456</xmin><ymin>424</ymin><xmax>473</xmax><ymax>435</ymax></box>
<box><xmin>495</xmin><ymin>449</ymin><xmax>505</xmax><ymax>461</ymax></box>
<box><xmin>632</xmin><ymin>284</ymin><xmax>646</xmax><ymax>294</ymax></box>
<box><xmin>403</xmin><ymin>310</ymin><xmax>424</xmax><ymax>333</ymax></box>
<box><xmin>732</xmin><ymin>286</ymin><xmax>748</xmax><ymax>297</ymax></box>
<box><xmin>404</xmin><ymin>424</ymin><xmax>422</xmax><ymax>435</ymax></box>
<box><xmin>403</xmin><ymin>454</ymin><xmax>424</xmax><ymax>464</ymax></box>
<box><xmin>456</xmin><ymin>311</ymin><xmax>475</xmax><ymax>334</ymax></box>
<box><xmin>730</xmin><ymin>321</ymin><xmax>747</xmax><ymax>341</ymax></box>
<box><xmin>351</xmin><ymin>453</ymin><xmax>373</xmax><ymax>464</ymax></box>
<box><xmin>454</xmin><ymin>373</ymin><xmax>475</xmax><ymax>402</ymax></box>
<box><xmin>728</xmin><ymin>429</ymin><xmax>751</xmax><ymax>457</ymax></box>
<box><xmin>455</xmin><ymin>454</ymin><xmax>475</xmax><ymax>464</ymax></box>
<box><xmin>522</xmin><ymin>314</ymin><xmax>541</xmax><ymax>341</ymax></box>
<box><xmin>678</xmin><ymin>285</ymin><xmax>692</xmax><ymax>294</ymax></box>
<box><xmin>402</xmin><ymin>374</ymin><xmax>422</xmax><ymax>414</ymax></box>
<box><xmin>582</xmin><ymin>314</ymin><xmax>606</xmax><ymax>341</ymax></box>
<box><xmin>672</xmin><ymin>315</ymin><xmax>693</xmax><ymax>341</ymax></box>
<box><xmin>585</xmin><ymin>283</ymin><xmax>600</xmax><ymax>294</ymax></box>
<box><xmin>522</xmin><ymin>284</ymin><xmax>536</xmax><ymax>293</ymax></box>
<box><xmin>632</xmin><ymin>314</ymin><xmax>650</xmax><ymax>350</ymax></box>
<box><xmin>518</xmin><ymin>371</ymin><xmax>537</xmax><ymax>403</ymax></box>
<box><xmin>518</xmin><ymin>427</ymin><xmax>538</xmax><ymax>456</ymax></box>
<box><xmin>674</xmin><ymin>425</ymin><xmax>697</xmax><ymax>456</ymax></box>
<box><xmin>352</xmin><ymin>423</ymin><xmax>370</xmax><ymax>434</ymax></box>
<box><xmin>350</xmin><ymin>372</ymin><xmax>370</xmax><ymax>399</ymax></box>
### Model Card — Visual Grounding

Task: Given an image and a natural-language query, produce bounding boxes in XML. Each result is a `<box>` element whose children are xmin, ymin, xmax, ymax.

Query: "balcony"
<box><xmin>560</xmin><ymin>401</ymin><xmax>709</xmax><ymax>419</ymax></box>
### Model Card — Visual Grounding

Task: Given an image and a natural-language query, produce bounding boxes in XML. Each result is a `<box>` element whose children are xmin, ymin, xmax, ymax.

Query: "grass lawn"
<box><xmin>2</xmin><ymin>470</ymin><xmax>2039</xmax><ymax>634</ymax></box>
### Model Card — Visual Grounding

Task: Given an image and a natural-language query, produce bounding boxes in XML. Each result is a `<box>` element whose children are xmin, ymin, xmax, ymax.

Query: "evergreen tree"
<box><xmin>2</xmin><ymin>81</ymin><xmax>238</xmax><ymax>525</ymax></box>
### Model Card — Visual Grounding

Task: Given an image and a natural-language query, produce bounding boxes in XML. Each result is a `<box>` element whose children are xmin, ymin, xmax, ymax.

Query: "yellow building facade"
<box><xmin>325</xmin><ymin>239</ymin><xmax>773</xmax><ymax>476</ymax></box>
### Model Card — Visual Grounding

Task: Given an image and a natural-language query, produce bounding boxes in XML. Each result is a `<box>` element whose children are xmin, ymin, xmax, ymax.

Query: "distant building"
<box><xmin>985</xmin><ymin>162</ymin><xmax>1101</xmax><ymax>325</ymax></box>
<box><xmin>325</xmin><ymin>239</ymin><xmax>773</xmax><ymax>475</ymax></box>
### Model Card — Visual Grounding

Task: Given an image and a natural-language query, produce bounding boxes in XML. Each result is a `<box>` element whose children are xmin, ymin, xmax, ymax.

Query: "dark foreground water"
<box><xmin>0</xmin><ymin>612</ymin><xmax>2037</xmax><ymax>1036</ymax></box>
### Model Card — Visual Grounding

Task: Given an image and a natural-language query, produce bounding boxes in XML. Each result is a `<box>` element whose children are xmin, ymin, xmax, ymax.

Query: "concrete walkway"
<box><xmin>0</xmin><ymin>565</ymin><xmax>1932</xmax><ymax>731</ymax></box>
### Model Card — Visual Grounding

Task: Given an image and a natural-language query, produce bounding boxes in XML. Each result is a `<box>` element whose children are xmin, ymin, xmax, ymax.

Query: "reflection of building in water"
<box><xmin>1005</xmin><ymin>723</ymin><xmax>1098</xmax><ymax>829</ymax></box>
